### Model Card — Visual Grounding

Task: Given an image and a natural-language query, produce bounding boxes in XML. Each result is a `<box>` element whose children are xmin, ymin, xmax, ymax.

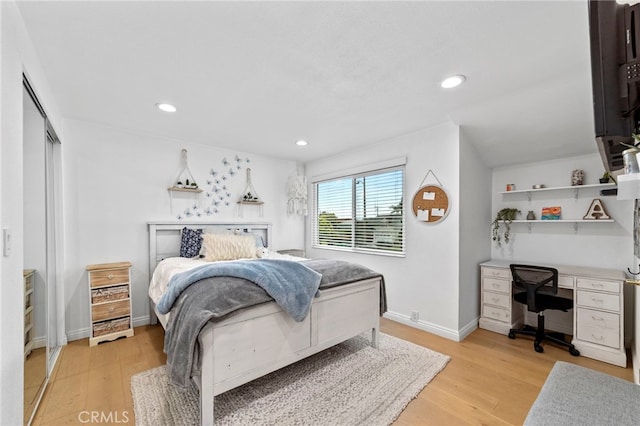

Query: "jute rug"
<box><xmin>131</xmin><ymin>333</ymin><xmax>450</xmax><ymax>425</ymax></box>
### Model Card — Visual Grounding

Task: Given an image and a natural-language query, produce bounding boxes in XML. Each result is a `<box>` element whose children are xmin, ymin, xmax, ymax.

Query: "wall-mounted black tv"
<box><xmin>589</xmin><ymin>0</ymin><xmax>640</xmax><ymax>174</ymax></box>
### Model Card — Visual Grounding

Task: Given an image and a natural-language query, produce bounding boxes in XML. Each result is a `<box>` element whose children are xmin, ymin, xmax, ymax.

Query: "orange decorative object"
<box><xmin>541</xmin><ymin>206</ymin><xmax>561</xmax><ymax>220</ymax></box>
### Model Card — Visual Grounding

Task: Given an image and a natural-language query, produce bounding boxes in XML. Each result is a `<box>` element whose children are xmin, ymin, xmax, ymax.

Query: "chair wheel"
<box><xmin>508</xmin><ymin>331</ymin><xmax>516</xmax><ymax>339</ymax></box>
<box><xmin>569</xmin><ymin>348</ymin><xmax>580</xmax><ymax>357</ymax></box>
<box><xmin>534</xmin><ymin>343</ymin><xmax>544</xmax><ymax>353</ymax></box>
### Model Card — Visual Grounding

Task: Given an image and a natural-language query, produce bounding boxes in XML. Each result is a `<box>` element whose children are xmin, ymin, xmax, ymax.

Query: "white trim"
<box><xmin>383</xmin><ymin>310</ymin><xmax>470</xmax><ymax>342</ymax></box>
<box><xmin>311</xmin><ymin>156</ymin><xmax>406</xmax><ymax>183</ymax></box>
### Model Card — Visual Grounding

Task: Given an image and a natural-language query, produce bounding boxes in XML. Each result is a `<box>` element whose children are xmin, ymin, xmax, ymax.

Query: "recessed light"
<box><xmin>440</xmin><ymin>75</ymin><xmax>466</xmax><ymax>89</ymax></box>
<box><xmin>296</xmin><ymin>140</ymin><xmax>308</xmax><ymax>146</ymax></box>
<box><xmin>156</xmin><ymin>103</ymin><xmax>177</xmax><ymax>112</ymax></box>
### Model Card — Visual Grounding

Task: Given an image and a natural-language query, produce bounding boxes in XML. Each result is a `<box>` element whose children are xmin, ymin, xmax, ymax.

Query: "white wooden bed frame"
<box><xmin>147</xmin><ymin>221</ymin><xmax>381</xmax><ymax>426</ymax></box>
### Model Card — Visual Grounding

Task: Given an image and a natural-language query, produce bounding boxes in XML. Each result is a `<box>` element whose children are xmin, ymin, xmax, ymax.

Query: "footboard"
<box><xmin>196</xmin><ymin>277</ymin><xmax>381</xmax><ymax>426</ymax></box>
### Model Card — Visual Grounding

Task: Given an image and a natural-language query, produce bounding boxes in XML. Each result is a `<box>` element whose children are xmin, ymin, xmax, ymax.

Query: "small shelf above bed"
<box><xmin>168</xmin><ymin>186</ymin><xmax>203</xmax><ymax>193</ymax></box>
<box><xmin>237</xmin><ymin>200</ymin><xmax>264</xmax><ymax>217</ymax></box>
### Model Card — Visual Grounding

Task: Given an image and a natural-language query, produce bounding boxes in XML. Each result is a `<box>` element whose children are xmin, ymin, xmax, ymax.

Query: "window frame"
<box><xmin>311</xmin><ymin>163</ymin><xmax>405</xmax><ymax>257</ymax></box>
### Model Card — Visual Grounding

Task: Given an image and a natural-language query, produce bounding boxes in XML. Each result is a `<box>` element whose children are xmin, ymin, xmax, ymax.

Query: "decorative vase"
<box><xmin>527</xmin><ymin>211</ymin><xmax>536</xmax><ymax>220</ymax></box>
<box><xmin>571</xmin><ymin>169</ymin><xmax>584</xmax><ymax>186</ymax></box>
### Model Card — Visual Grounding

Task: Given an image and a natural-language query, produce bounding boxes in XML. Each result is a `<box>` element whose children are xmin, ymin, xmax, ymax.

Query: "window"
<box><xmin>312</xmin><ymin>166</ymin><xmax>404</xmax><ymax>255</ymax></box>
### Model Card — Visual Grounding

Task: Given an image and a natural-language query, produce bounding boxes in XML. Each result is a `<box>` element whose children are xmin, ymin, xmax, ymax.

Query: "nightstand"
<box><xmin>87</xmin><ymin>261</ymin><xmax>134</xmax><ymax>346</ymax></box>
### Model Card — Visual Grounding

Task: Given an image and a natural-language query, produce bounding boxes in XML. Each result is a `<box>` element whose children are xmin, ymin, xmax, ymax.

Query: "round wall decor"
<box><xmin>412</xmin><ymin>170</ymin><xmax>450</xmax><ymax>224</ymax></box>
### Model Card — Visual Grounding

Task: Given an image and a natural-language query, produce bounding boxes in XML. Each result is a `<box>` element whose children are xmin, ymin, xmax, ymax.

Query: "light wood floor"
<box><xmin>32</xmin><ymin>318</ymin><xmax>633</xmax><ymax>425</ymax></box>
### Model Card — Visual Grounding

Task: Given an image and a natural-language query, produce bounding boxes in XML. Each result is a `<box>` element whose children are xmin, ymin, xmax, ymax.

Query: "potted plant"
<box><xmin>599</xmin><ymin>171</ymin><xmax>613</xmax><ymax>184</ymax></box>
<box><xmin>492</xmin><ymin>208</ymin><xmax>521</xmax><ymax>246</ymax></box>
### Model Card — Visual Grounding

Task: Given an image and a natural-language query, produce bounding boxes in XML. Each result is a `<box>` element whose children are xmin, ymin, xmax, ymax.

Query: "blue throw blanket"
<box><xmin>157</xmin><ymin>259</ymin><xmax>322</xmax><ymax>321</ymax></box>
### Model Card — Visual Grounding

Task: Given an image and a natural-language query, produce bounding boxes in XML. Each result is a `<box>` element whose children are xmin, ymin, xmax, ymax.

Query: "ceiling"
<box><xmin>16</xmin><ymin>0</ymin><xmax>598</xmax><ymax>167</ymax></box>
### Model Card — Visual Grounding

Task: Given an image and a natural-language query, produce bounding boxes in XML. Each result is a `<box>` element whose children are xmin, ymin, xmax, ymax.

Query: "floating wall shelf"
<box><xmin>500</xmin><ymin>183</ymin><xmax>616</xmax><ymax>200</ymax></box>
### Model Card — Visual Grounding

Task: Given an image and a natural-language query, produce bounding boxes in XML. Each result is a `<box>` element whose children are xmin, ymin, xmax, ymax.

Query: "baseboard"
<box><xmin>133</xmin><ymin>315</ymin><xmax>151</xmax><ymax>328</ymax></box>
<box><xmin>383</xmin><ymin>311</ymin><xmax>473</xmax><ymax>342</ymax></box>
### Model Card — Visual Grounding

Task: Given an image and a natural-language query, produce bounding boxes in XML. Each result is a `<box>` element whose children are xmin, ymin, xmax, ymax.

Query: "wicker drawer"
<box><xmin>482</xmin><ymin>267</ymin><xmax>509</xmax><ymax>280</ymax></box>
<box><xmin>483</xmin><ymin>278</ymin><xmax>509</xmax><ymax>294</ymax></box>
<box><xmin>483</xmin><ymin>291</ymin><xmax>510</xmax><ymax>309</ymax></box>
<box><xmin>90</xmin><ymin>268</ymin><xmax>129</xmax><ymax>287</ymax></box>
<box><xmin>93</xmin><ymin>317</ymin><xmax>130</xmax><ymax>337</ymax></box>
<box><xmin>482</xmin><ymin>305</ymin><xmax>510</xmax><ymax>323</ymax></box>
<box><xmin>576</xmin><ymin>290</ymin><xmax>620</xmax><ymax>312</ymax></box>
<box><xmin>92</xmin><ymin>299</ymin><xmax>130</xmax><ymax>322</ymax></box>
<box><xmin>576</xmin><ymin>278</ymin><xmax>620</xmax><ymax>293</ymax></box>
<box><xmin>91</xmin><ymin>285</ymin><xmax>129</xmax><ymax>304</ymax></box>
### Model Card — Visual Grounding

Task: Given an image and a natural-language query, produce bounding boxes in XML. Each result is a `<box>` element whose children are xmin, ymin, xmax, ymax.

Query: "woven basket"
<box><xmin>91</xmin><ymin>285</ymin><xmax>129</xmax><ymax>304</ymax></box>
<box><xmin>93</xmin><ymin>317</ymin><xmax>130</xmax><ymax>337</ymax></box>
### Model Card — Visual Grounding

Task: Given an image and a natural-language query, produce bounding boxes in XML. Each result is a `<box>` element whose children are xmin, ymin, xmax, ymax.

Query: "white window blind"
<box><xmin>312</xmin><ymin>166</ymin><xmax>404</xmax><ymax>255</ymax></box>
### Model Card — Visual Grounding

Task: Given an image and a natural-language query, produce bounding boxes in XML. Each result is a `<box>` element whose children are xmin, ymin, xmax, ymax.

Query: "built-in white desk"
<box><xmin>479</xmin><ymin>260</ymin><xmax>626</xmax><ymax>367</ymax></box>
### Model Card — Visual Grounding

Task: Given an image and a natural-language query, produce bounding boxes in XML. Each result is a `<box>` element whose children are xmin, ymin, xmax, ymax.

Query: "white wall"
<box><xmin>491</xmin><ymin>154</ymin><xmax>633</xmax><ymax>268</ymax></box>
<box><xmin>305</xmin><ymin>122</ymin><xmax>490</xmax><ymax>340</ymax></box>
<box><xmin>62</xmin><ymin>119</ymin><xmax>304</xmax><ymax>339</ymax></box>
<box><xmin>1</xmin><ymin>1</ymin><xmax>63</xmax><ymax>424</ymax></box>
<box><xmin>459</xmin><ymin>130</ymin><xmax>492</xmax><ymax>329</ymax></box>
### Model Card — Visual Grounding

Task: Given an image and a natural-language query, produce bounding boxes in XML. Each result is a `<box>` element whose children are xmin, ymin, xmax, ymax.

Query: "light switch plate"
<box><xmin>3</xmin><ymin>228</ymin><xmax>11</xmax><ymax>257</ymax></box>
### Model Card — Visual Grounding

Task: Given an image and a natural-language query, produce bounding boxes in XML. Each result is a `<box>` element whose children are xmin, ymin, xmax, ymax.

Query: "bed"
<box><xmin>147</xmin><ymin>221</ymin><xmax>385</xmax><ymax>425</ymax></box>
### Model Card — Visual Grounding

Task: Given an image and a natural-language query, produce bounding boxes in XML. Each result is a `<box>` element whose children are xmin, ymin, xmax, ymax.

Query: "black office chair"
<box><xmin>508</xmin><ymin>264</ymin><xmax>580</xmax><ymax>356</ymax></box>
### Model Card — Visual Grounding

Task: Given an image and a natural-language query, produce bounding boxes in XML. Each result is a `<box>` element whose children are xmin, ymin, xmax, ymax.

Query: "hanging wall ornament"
<box><xmin>411</xmin><ymin>169</ymin><xmax>450</xmax><ymax>224</ymax></box>
<box><xmin>241</xmin><ymin>168</ymin><xmax>260</xmax><ymax>202</ymax></box>
<box><xmin>172</xmin><ymin>149</ymin><xmax>198</xmax><ymax>189</ymax></box>
<box><xmin>287</xmin><ymin>163</ymin><xmax>308</xmax><ymax>216</ymax></box>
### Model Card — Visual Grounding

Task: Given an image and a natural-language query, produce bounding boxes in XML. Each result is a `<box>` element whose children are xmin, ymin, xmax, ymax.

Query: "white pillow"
<box><xmin>201</xmin><ymin>233</ymin><xmax>257</xmax><ymax>261</ymax></box>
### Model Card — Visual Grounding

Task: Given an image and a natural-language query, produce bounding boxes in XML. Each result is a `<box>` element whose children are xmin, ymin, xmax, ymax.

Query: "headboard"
<box><xmin>147</xmin><ymin>221</ymin><xmax>272</xmax><ymax>277</ymax></box>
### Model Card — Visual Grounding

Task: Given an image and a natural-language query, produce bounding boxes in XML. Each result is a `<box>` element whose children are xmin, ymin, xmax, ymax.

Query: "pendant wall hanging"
<box><xmin>168</xmin><ymin>149</ymin><xmax>203</xmax><ymax>216</ymax></box>
<box><xmin>411</xmin><ymin>169</ymin><xmax>450</xmax><ymax>224</ymax></box>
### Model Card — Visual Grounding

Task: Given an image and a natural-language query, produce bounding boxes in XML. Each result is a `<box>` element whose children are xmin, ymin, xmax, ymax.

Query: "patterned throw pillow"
<box><xmin>201</xmin><ymin>233</ymin><xmax>257</xmax><ymax>261</ymax></box>
<box><xmin>180</xmin><ymin>227</ymin><xmax>203</xmax><ymax>258</ymax></box>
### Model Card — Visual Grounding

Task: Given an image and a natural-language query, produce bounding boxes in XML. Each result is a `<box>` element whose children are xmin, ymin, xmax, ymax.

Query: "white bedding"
<box><xmin>148</xmin><ymin>251</ymin><xmax>306</xmax><ymax>305</ymax></box>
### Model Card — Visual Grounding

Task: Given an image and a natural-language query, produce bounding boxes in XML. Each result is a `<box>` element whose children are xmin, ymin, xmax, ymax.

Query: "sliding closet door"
<box><xmin>45</xmin><ymin>128</ymin><xmax>62</xmax><ymax>365</ymax></box>
<box><xmin>23</xmin><ymin>76</ymin><xmax>63</xmax><ymax>425</ymax></box>
<box><xmin>23</xmin><ymin>85</ymin><xmax>48</xmax><ymax>426</ymax></box>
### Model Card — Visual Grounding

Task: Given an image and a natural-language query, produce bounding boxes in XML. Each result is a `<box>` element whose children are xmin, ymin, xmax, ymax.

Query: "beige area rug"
<box><xmin>131</xmin><ymin>333</ymin><xmax>450</xmax><ymax>426</ymax></box>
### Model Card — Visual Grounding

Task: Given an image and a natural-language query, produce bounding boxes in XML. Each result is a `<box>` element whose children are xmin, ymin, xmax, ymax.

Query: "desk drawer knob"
<box><xmin>107</xmin><ymin>274</ymin><xmax>114</xmax><ymax>280</ymax></box>
<box><xmin>591</xmin><ymin>298</ymin><xmax>604</xmax><ymax>304</ymax></box>
<box><xmin>591</xmin><ymin>334</ymin><xmax>604</xmax><ymax>341</ymax></box>
<box><xmin>108</xmin><ymin>307</ymin><xmax>115</xmax><ymax>313</ymax></box>
<box><xmin>492</xmin><ymin>297</ymin><xmax>500</xmax><ymax>303</ymax></box>
<box><xmin>591</xmin><ymin>316</ymin><xmax>604</xmax><ymax>322</ymax></box>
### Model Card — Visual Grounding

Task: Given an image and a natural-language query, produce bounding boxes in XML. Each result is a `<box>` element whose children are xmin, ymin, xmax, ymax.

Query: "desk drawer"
<box><xmin>482</xmin><ymin>305</ymin><xmax>510</xmax><ymax>323</ymax></box>
<box><xmin>483</xmin><ymin>291</ymin><xmax>510</xmax><ymax>309</ymax></box>
<box><xmin>558</xmin><ymin>275</ymin><xmax>574</xmax><ymax>289</ymax></box>
<box><xmin>482</xmin><ymin>267</ymin><xmax>509</xmax><ymax>280</ymax></box>
<box><xmin>483</xmin><ymin>278</ymin><xmax>509</xmax><ymax>294</ymax></box>
<box><xmin>576</xmin><ymin>278</ymin><xmax>620</xmax><ymax>293</ymax></box>
<box><xmin>576</xmin><ymin>290</ymin><xmax>620</xmax><ymax>312</ymax></box>
<box><xmin>576</xmin><ymin>323</ymin><xmax>620</xmax><ymax>349</ymax></box>
<box><xmin>577</xmin><ymin>308</ymin><xmax>620</xmax><ymax>331</ymax></box>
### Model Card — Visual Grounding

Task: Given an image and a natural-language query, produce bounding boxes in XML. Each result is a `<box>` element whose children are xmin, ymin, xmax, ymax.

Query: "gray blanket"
<box><xmin>164</xmin><ymin>259</ymin><xmax>386</xmax><ymax>388</ymax></box>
